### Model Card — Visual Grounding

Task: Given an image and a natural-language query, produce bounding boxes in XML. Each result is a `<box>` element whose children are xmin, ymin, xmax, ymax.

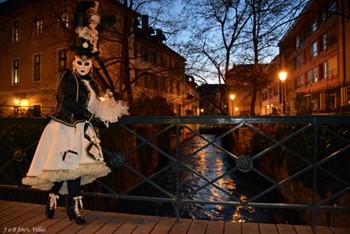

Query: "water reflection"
<box><xmin>180</xmin><ymin>134</ymin><xmax>255</xmax><ymax>222</ymax></box>
<box><xmin>120</xmin><ymin>133</ymin><xmax>301</xmax><ymax>224</ymax></box>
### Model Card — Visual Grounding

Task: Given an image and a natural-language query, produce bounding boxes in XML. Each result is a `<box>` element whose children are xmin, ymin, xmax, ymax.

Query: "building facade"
<box><xmin>260</xmin><ymin>56</ymin><xmax>284</xmax><ymax>115</ymax></box>
<box><xmin>0</xmin><ymin>0</ymin><xmax>199</xmax><ymax>117</ymax></box>
<box><xmin>226</xmin><ymin>64</ymin><xmax>272</xmax><ymax>116</ymax></box>
<box><xmin>197</xmin><ymin>84</ymin><xmax>227</xmax><ymax>115</ymax></box>
<box><xmin>264</xmin><ymin>0</ymin><xmax>350</xmax><ymax>115</ymax></box>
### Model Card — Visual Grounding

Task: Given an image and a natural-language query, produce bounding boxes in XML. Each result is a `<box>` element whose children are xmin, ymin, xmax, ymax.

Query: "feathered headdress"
<box><xmin>72</xmin><ymin>0</ymin><xmax>100</xmax><ymax>56</ymax></box>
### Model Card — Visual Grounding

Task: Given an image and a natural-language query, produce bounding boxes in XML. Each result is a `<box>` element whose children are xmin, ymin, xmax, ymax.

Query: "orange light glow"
<box><xmin>14</xmin><ymin>98</ymin><xmax>20</xmax><ymax>105</ymax></box>
<box><xmin>20</xmin><ymin>99</ymin><xmax>29</xmax><ymax>107</ymax></box>
<box><xmin>278</xmin><ymin>71</ymin><xmax>288</xmax><ymax>82</ymax></box>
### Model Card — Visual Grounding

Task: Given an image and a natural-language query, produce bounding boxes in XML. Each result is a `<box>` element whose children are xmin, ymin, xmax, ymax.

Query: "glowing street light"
<box><xmin>278</xmin><ymin>71</ymin><xmax>287</xmax><ymax>82</ymax></box>
<box><xmin>278</xmin><ymin>71</ymin><xmax>288</xmax><ymax>115</ymax></box>
<box><xmin>229</xmin><ymin>93</ymin><xmax>236</xmax><ymax>115</ymax></box>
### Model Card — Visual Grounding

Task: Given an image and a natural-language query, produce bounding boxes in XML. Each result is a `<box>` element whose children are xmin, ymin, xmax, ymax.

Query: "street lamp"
<box><xmin>278</xmin><ymin>71</ymin><xmax>288</xmax><ymax>115</ymax></box>
<box><xmin>229</xmin><ymin>93</ymin><xmax>236</xmax><ymax>115</ymax></box>
<box><xmin>279</xmin><ymin>71</ymin><xmax>287</xmax><ymax>82</ymax></box>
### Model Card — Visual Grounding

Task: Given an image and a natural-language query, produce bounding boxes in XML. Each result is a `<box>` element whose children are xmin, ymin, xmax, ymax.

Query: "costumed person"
<box><xmin>22</xmin><ymin>0</ymin><xmax>128</xmax><ymax>225</ymax></box>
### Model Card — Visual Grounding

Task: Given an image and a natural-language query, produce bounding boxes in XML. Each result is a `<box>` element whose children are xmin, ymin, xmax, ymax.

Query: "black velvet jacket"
<box><xmin>52</xmin><ymin>70</ymin><xmax>100</xmax><ymax>126</ymax></box>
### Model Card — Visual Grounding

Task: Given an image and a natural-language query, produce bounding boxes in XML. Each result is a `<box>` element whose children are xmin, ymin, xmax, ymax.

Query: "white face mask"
<box><xmin>72</xmin><ymin>56</ymin><xmax>93</xmax><ymax>76</ymax></box>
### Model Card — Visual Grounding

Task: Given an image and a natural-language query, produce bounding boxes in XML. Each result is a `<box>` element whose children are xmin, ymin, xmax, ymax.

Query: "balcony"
<box><xmin>296</xmin><ymin>74</ymin><xmax>341</xmax><ymax>94</ymax></box>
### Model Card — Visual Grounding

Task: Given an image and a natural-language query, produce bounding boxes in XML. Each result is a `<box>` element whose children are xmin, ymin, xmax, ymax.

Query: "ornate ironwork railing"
<box><xmin>0</xmin><ymin>116</ymin><xmax>349</xmax><ymax>232</ymax></box>
<box><xmin>0</xmin><ymin>105</ymin><xmax>55</xmax><ymax>118</ymax></box>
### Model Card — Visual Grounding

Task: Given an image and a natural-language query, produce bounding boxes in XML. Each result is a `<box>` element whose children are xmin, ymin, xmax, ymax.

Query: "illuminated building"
<box><xmin>0</xmin><ymin>0</ymin><xmax>198</xmax><ymax>117</ymax></box>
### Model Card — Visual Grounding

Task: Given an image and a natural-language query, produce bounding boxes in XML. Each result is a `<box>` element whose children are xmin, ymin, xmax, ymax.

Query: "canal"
<box><xmin>117</xmin><ymin>133</ymin><xmax>303</xmax><ymax>224</ymax></box>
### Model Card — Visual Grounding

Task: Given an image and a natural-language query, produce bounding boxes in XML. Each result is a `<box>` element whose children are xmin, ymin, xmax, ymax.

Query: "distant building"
<box><xmin>260</xmin><ymin>56</ymin><xmax>283</xmax><ymax>115</ymax></box>
<box><xmin>0</xmin><ymin>0</ymin><xmax>199</xmax><ymax>117</ymax></box>
<box><xmin>182</xmin><ymin>75</ymin><xmax>200</xmax><ymax>116</ymax></box>
<box><xmin>226</xmin><ymin>64</ymin><xmax>272</xmax><ymax>116</ymax></box>
<box><xmin>273</xmin><ymin>0</ymin><xmax>350</xmax><ymax>115</ymax></box>
<box><xmin>133</xmin><ymin>15</ymin><xmax>199</xmax><ymax>116</ymax></box>
<box><xmin>197</xmin><ymin>84</ymin><xmax>226</xmax><ymax>115</ymax></box>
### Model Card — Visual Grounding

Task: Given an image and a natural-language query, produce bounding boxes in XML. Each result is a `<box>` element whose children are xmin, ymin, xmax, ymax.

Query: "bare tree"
<box><xmin>95</xmin><ymin>0</ymin><xmax>184</xmax><ymax>107</ymax></box>
<box><xmin>239</xmin><ymin>0</ymin><xmax>302</xmax><ymax>115</ymax></box>
<box><xmin>176</xmin><ymin>0</ymin><xmax>309</xmax><ymax>115</ymax></box>
<box><xmin>173</xmin><ymin>0</ymin><xmax>251</xmax><ymax>114</ymax></box>
<box><xmin>180</xmin><ymin>0</ymin><xmax>250</xmax><ymax>85</ymax></box>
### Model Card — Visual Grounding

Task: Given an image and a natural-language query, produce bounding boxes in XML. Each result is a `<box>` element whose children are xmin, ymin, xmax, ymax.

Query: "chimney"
<box><xmin>155</xmin><ymin>29</ymin><xmax>166</xmax><ymax>42</ymax></box>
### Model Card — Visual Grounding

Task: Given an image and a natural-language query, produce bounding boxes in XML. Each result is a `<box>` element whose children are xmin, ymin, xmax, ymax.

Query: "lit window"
<box><xmin>322</xmin><ymin>34</ymin><xmax>328</xmax><ymax>51</ymax></box>
<box><xmin>58</xmin><ymin>49</ymin><xmax>67</xmax><ymax>70</ymax></box>
<box><xmin>12</xmin><ymin>59</ymin><xmax>20</xmax><ymax>85</ymax></box>
<box><xmin>61</xmin><ymin>12</ymin><xmax>70</xmax><ymax>28</ymax></box>
<box><xmin>322</xmin><ymin>61</ymin><xmax>328</xmax><ymax>79</ymax></box>
<box><xmin>34</xmin><ymin>54</ymin><xmax>41</xmax><ymax>81</ymax></box>
<box><xmin>12</xmin><ymin>21</ymin><xmax>20</xmax><ymax>42</ymax></box>
<box><xmin>33</xmin><ymin>18</ymin><xmax>43</xmax><ymax>36</ymax></box>
<box><xmin>311</xmin><ymin>41</ymin><xmax>318</xmax><ymax>57</ymax></box>
<box><xmin>311</xmin><ymin>20</ymin><xmax>317</xmax><ymax>32</ymax></box>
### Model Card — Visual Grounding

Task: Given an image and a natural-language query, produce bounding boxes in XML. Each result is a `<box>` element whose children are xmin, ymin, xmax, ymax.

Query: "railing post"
<box><xmin>175</xmin><ymin>118</ymin><xmax>181</xmax><ymax>222</ymax></box>
<box><xmin>311</xmin><ymin>117</ymin><xmax>319</xmax><ymax>233</ymax></box>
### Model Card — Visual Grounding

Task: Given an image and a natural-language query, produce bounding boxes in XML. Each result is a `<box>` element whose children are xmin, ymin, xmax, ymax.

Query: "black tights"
<box><xmin>50</xmin><ymin>177</ymin><xmax>81</xmax><ymax>197</ymax></box>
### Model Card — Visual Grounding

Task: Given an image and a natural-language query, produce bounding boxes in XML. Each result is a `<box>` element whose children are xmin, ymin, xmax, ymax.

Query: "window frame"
<box><xmin>322</xmin><ymin>61</ymin><xmax>328</xmax><ymax>79</ymax></box>
<box><xmin>322</xmin><ymin>33</ymin><xmax>328</xmax><ymax>51</ymax></box>
<box><xmin>295</xmin><ymin>35</ymin><xmax>301</xmax><ymax>49</ymax></box>
<box><xmin>311</xmin><ymin>20</ymin><xmax>318</xmax><ymax>32</ymax></box>
<box><xmin>33</xmin><ymin>18</ymin><xmax>43</xmax><ymax>36</ymax></box>
<box><xmin>61</xmin><ymin>12</ymin><xmax>70</xmax><ymax>29</ymax></box>
<box><xmin>12</xmin><ymin>58</ymin><xmax>20</xmax><ymax>86</ymax></box>
<box><xmin>311</xmin><ymin>41</ymin><xmax>318</xmax><ymax>57</ymax></box>
<box><xmin>33</xmin><ymin>54</ymin><xmax>41</xmax><ymax>82</ymax></box>
<box><xmin>58</xmin><ymin>49</ymin><xmax>68</xmax><ymax>71</ymax></box>
<box><xmin>12</xmin><ymin>21</ymin><xmax>20</xmax><ymax>42</ymax></box>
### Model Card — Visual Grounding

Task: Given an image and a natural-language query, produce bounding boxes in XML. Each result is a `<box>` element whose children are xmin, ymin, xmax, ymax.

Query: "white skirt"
<box><xmin>22</xmin><ymin>119</ymin><xmax>111</xmax><ymax>194</ymax></box>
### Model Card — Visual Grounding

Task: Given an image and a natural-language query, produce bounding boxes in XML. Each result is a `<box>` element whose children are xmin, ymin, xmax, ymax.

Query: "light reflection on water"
<box><xmin>121</xmin><ymin>133</ymin><xmax>301</xmax><ymax>223</ymax></box>
<box><xmin>179</xmin><ymin>134</ymin><xmax>256</xmax><ymax>222</ymax></box>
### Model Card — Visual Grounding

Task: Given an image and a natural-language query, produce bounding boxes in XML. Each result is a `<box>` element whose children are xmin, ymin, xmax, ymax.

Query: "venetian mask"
<box><xmin>72</xmin><ymin>55</ymin><xmax>93</xmax><ymax>76</ymax></box>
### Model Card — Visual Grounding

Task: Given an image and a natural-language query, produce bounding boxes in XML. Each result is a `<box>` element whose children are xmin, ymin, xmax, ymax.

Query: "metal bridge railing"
<box><xmin>0</xmin><ymin>116</ymin><xmax>349</xmax><ymax>232</ymax></box>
